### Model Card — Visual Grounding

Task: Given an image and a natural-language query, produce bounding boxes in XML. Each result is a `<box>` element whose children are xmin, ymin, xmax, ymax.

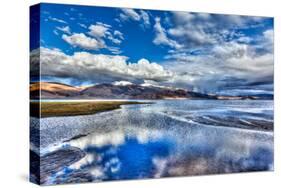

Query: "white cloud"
<box><xmin>56</xmin><ymin>26</ymin><xmax>71</xmax><ymax>34</ymax></box>
<box><xmin>140</xmin><ymin>10</ymin><xmax>150</xmax><ymax>26</ymax></box>
<box><xmin>173</xmin><ymin>12</ymin><xmax>195</xmax><ymax>23</ymax></box>
<box><xmin>212</xmin><ymin>41</ymin><xmax>249</xmax><ymax>59</ymax></box>
<box><xmin>53</xmin><ymin>30</ymin><xmax>59</xmax><ymax>36</ymax></box>
<box><xmin>38</xmin><ymin>12</ymin><xmax>273</xmax><ymax>94</ymax></box>
<box><xmin>88</xmin><ymin>22</ymin><xmax>124</xmax><ymax>46</ymax></box>
<box><xmin>262</xmin><ymin>29</ymin><xmax>274</xmax><ymax>52</ymax></box>
<box><xmin>106</xmin><ymin>30</ymin><xmax>124</xmax><ymax>45</ymax></box>
<box><xmin>114</xmin><ymin>30</ymin><xmax>124</xmax><ymax>40</ymax></box>
<box><xmin>168</xmin><ymin>27</ymin><xmax>216</xmax><ymax>45</ymax></box>
<box><xmin>236</xmin><ymin>36</ymin><xmax>252</xmax><ymax>43</ymax></box>
<box><xmin>164</xmin><ymin>39</ymin><xmax>273</xmax><ymax>92</ymax></box>
<box><xmin>153</xmin><ymin>157</ymin><xmax>168</xmax><ymax>178</ymax></box>
<box><xmin>155</xmin><ymin>12</ymin><xmax>274</xmax><ymax>92</ymax></box>
<box><xmin>166</xmin><ymin>12</ymin><xmax>269</xmax><ymax>50</ymax></box>
<box><xmin>96</xmin><ymin>22</ymin><xmax>111</xmax><ymax>28</ymax></box>
<box><xmin>263</xmin><ymin>29</ymin><xmax>273</xmax><ymax>43</ymax></box>
<box><xmin>62</xmin><ymin>29</ymin><xmax>123</xmax><ymax>53</ymax></box>
<box><xmin>129</xmin><ymin>58</ymin><xmax>173</xmax><ymax>80</ymax></box>
<box><xmin>78</xmin><ymin>23</ymin><xmax>87</xmax><ymax>29</ymax></box>
<box><xmin>88</xmin><ymin>24</ymin><xmax>109</xmax><ymax>38</ymax></box>
<box><xmin>65</xmin><ymin>128</ymin><xmax>164</xmax><ymax>151</ymax></box>
<box><xmin>62</xmin><ymin>33</ymin><xmax>105</xmax><ymax>50</ymax></box>
<box><xmin>107</xmin><ymin>35</ymin><xmax>122</xmax><ymax>44</ymax></box>
<box><xmin>197</xmin><ymin>13</ymin><xmax>212</xmax><ymax>20</ymax></box>
<box><xmin>153</xmin><ymin>17</ymin><xmax>183</xmax><ymax>49</ymax></box>
<box><xmin>225</xmin><ymin>51</ymin><xmax>273</xmax><ymax>77</ymax></box>
<box><xmin>36</xmin><ymin>47</ymin><xmax>173</xmax><ymax>82</ymax></box>
<box><xmin>120</xmin><ymin>8</ymin><xmax>141</xmax><ymax>21</ymax></box>
<box><xmin>90</xmin><ymin>167</ymin><xmax>104</xmax><ymax>178</ymax></box>
<box><xmin>107</xmin><ymin>46</ymin><xmax>122</xmax><ymax>54</ymax></box>
<box><xmin>106</xmin><ymin>158</ymin><xmax>121</xmax><ymax>173</ymax></box>
<box><xmin>68</xmin><ymin>131</ymin><xmax>125</xmax><ymax>149</ymax></box>
<box><xmin>48</xmin><ymin>16</ymin><xmax>67</xmax><ymax>24</ymax></box>
<box><xmin>69</xmin><ymin>154</ymin><xmax>95</xmax><ymax>170</ymax></box>
<box><xmin>120</xmin><ymin>8</ymin><xmax>151</xmax><ymax>28</ymax></box>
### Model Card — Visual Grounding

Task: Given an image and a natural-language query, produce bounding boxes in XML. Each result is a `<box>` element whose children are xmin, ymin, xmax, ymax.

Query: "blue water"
<box><xmin>32</xmin><ymin>100</ymin><xmax>273</xmax><ymax>184</ymax></box>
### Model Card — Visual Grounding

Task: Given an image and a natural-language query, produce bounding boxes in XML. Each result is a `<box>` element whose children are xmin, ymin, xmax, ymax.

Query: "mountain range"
<box><xmin>30</xmin><ymin>82</ymin><xmax>273</xmax><ymax>100</ymax></box>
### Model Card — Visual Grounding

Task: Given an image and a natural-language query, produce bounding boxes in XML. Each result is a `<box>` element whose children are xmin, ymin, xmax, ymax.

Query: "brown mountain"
<box><xmin>30</xmin><ymin>82</ymin><xmax>82</xmax><ymax>99</ymax></box>
<box><xmin>80</xmin><ymin>83</ymin><xmax>194</xmax><ymax>99</ymax></box>
<box><xmin>30</xmin><ymin>82</ymin><xmax>213</xmax><ymax>100</ymax></box>
<box><xmin>30</xmin><ymin>82</ymin><xmax>272</xmax><ymax>100</ymax></box>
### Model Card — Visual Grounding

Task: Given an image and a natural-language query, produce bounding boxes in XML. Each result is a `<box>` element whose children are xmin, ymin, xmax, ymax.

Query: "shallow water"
<box><xmin>30</xmin><ymin>100</ymin><xmax>273</xmax><ymax>185</ymax></box>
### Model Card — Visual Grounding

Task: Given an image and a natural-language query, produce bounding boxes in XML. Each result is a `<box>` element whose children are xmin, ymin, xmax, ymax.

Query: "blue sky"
<box><xmin>30</xmin><ymin>3</ymin><xmax>274</xmax><ymax>95</ymax></box>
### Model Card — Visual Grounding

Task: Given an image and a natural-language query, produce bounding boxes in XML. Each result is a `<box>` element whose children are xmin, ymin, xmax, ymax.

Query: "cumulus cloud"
<box><xmin>88</xmin><ymin>23</ymin><xmax>110</xmax><ymax>38</ymax></box>
<box><xmin>120</xmin><ymin>8</ymin><xmax>151</xmax><ymax>28</ymax></box>
<box><xmin>164</xmin><ymin>12</ymin><xmax>270</xmax><ymax>50</ymax></box>
<box><xmin>88</xmin><ymin>22</ymin><xmax>124</xmax><ymax>46</ymax></box>
<box><xmin>172</xmin><ymin>12</ymin><xmax>196</xmax><ymax>23</ymax></box>
<box><xmin>153</xmin><ymin>17</ymin><xmax>182</xmax><ymax>49</ymax></box>
<box><xmin>61</xmin><ymin>22</ymin><xmax>124</xmax><ymax>52</ymax></box>
<box><xmin>260</xmin><ymin>29</ymin><xmax>274</xmax><ymax>53</ymax></box>
<box><xmin>113</xmin><ymin>30</ymin><xmax>124</xmax><ymax>40</ymax></box>
<box><xmin>32</xmin><ymin>47</ymin><xmax>173</xmax><ymax>83</ymax></box>
<box><xmin>164</xmin><ymin>35</ymin><xmax>273</xmax><ymax>93</ymax></box>
<box><xmin>39</xmin><ymin>9</ymin><xmax>273</xmax><ymax>94</ymax></box>
<box><xmin>107</xmin><ymin>35</ymin><xmax>122</xmax><ymax>45</ymax></box>
<box><xmin>62</xmin><ymin>33</ymin><xmax>105</xmax><ymax>50</ymax></box>
<box><xmin>168</xmin><ymin>26</ymin><xmax>216</xmax><ymax>46</ymax></box>
<box><xmin>263</xmin><ymin>29</ymin><xmax>273</xmax><ymax>43</ymax></box>
<box><xmin>140</xmin><ymin>10</ymin><xmax>150</xmax><ymax>26</ymax></box>
<box><xmin>156</xmin><ymin>12</ymin><xmax>274</xmax><ymax>93</ymax></box>
<box><xmin>120</xmin><ymin>9</ymin><xmax>141</xmax><ymax>21</ymax></box>
<box><xmin>107</xmin><ymin>46</ymin><xmax>122</xmax><ymax>55</ymax></box>
<box><xmin>167</xmin><ymin>13</ymin><xmax>217</xmax><ymax>48</ymax></box>
<box><xmin>108</xmin><ymin>30</ymin><xmax>124</xmax><ymax>45</ymax></box>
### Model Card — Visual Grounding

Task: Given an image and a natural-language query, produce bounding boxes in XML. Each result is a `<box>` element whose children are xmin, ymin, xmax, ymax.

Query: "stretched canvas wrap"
<box><xmin>30</xmin><ymin>3</ymin><xmax>274</xmax><ymax>185</ymax></box>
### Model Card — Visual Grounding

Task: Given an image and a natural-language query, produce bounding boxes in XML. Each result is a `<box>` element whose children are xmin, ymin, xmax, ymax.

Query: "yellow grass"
<box><xmin>31</xmin><ymin>101</ymin><xmax>150</xmax><ymax>118</ymax></box>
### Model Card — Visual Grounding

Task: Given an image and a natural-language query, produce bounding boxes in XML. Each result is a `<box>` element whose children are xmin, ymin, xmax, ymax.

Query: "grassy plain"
<box><xmin>30</xmin><ymin>101</ymin><xmax>150</xmax><ymax>118</ymax></box>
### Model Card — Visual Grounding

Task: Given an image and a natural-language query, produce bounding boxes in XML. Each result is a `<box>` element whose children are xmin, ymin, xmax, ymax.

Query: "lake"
<box><xmin>30</xmin><ymin>100</ymin><xmax>273</xmax><ymax>185</ymax></box>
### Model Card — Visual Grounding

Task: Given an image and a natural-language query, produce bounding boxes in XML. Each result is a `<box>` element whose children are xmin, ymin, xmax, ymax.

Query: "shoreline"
<box><xmin>31</xmin><ymin>101</ymin><xmax>152</xmax><ymax>118</ymax></box>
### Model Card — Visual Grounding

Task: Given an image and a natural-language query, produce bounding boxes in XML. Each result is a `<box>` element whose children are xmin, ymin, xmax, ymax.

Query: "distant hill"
<box><xmin>30</xmin><ymin>82</ymin><xmax>273</xmax><ymax>100</ymax></box>
<box><xmin>81</xmin><ymin>83</ymin><xmax>216</xmax><ymax>99</ymax></box>
<box><xmin>30</xmin><ymin>82</ymin><xmax>82</xmax><ymax>99</ymax></box>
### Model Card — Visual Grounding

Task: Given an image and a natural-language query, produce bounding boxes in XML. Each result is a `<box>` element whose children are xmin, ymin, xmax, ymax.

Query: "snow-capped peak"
<box><xmin>141</xmin><ymin>83</ymin><xmax>169</xmax><ymax>89</ymax></box>
<box><xmin>140</xmin><ymin>83</ymin><xmax>154</xmax><ymax>87</ymax></box>
<box><xmin>113</xmin><ymin>81</ymin><xmax>134</xmax><ymax>86</ymax></box>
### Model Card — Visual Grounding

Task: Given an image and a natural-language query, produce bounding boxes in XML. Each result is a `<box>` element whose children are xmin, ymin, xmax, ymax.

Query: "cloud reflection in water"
<box><xmin>35</xmin><ymin>100</ymin><xmax>273</xmax><ymax>185</ymax></box>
